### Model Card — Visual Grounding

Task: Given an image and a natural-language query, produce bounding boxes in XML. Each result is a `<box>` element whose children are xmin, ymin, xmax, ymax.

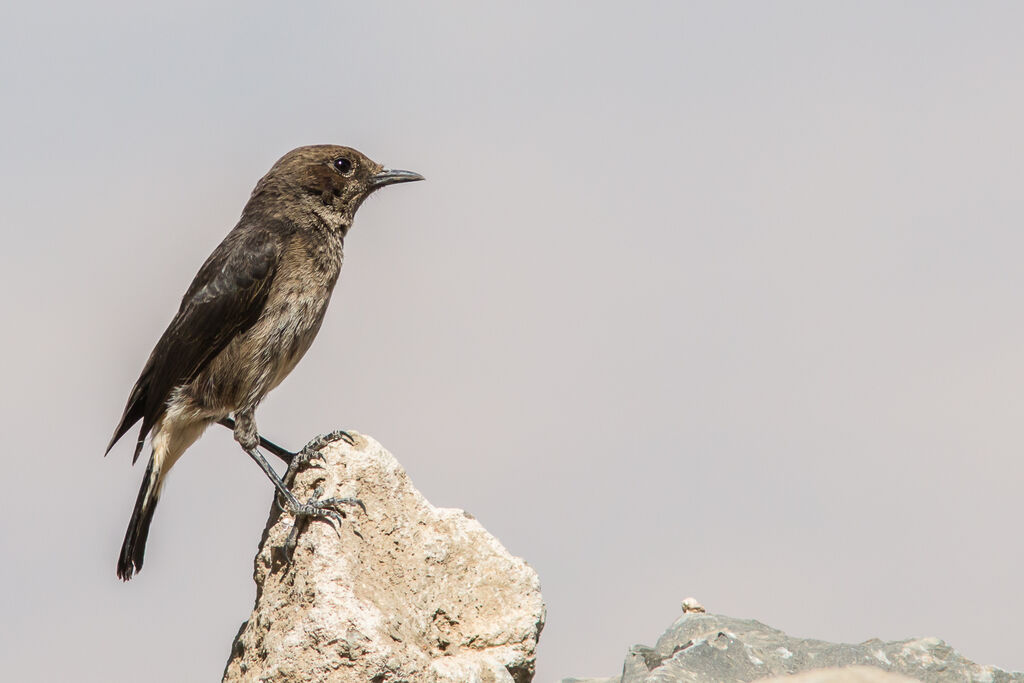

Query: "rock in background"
<box><xmin>564</xmin><ymin>601</ymin><xmax>1022</xmax><ymax>683</ymax></box>
<box><xmin>223</xmin><ymin>433</ymin><xmax>545</xmax><ymax>683</ymax></box>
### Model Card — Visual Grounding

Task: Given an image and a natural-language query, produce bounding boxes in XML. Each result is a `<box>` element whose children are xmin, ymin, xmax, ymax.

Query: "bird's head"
<box><xmin>247</xmin><ymin>145</ymin><xmax>423</xmax><ymax>233</ymax></box>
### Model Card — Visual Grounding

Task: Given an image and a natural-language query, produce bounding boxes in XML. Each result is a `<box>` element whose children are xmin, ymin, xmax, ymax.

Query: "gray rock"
<box><xmin>223</xmin><ymin>433</ymin><xmax>545</xmax><ymax>682</ymax></box>
<box><xmin>565</xmin><ymin>611</ymin><xmax>1022</xmax><ymax>683</ymax></box>
<box><xmin>756</xmin><ymin>666</ymin><xmax>920</xmax><ymax>682</ymax></box>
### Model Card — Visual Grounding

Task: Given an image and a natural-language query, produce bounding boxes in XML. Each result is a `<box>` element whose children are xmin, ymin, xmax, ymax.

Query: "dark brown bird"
<box><xmin>106</xmin><ymin>145</ymin><xmax>423</xmax><ymax>580</ymax></box>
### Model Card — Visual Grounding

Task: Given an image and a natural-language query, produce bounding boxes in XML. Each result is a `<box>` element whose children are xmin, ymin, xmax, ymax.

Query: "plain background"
<box><xmin>2</xmin><ymin>2</ymin><xmax>1023</xmax><ymax>681</ymax></box>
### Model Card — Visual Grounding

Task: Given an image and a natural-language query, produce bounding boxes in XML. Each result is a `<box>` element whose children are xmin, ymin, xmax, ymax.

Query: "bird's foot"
<box><xmin>284</xmin><ymin>429</ymin><xmax>357</xmax><ymax>485</ymax></box>
<box><xmin>281</xmin><ymin>486</ymin><xmax>365</xmax><ymax>559</ymax></box>
<box><xmin>304</xmin><ymin>429</ymin><xmax>357</xmax><ymax>452</ymax></box>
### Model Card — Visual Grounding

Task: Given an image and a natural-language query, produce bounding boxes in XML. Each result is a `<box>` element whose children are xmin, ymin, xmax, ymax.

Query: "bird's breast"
<box><xmin>257</xmin><ymin>241</ymin><xmax>342</xmax><ymax>390</ymax></box>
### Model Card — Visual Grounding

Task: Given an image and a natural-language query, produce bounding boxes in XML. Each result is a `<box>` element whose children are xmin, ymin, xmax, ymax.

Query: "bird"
<box><xmin>106</xmin><ymin>145</ymin><xmax>423</xmax><ymax>580</ymax></box>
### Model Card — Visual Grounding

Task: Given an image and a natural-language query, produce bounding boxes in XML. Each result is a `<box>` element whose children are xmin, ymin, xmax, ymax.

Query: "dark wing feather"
<box><xmin>106</xmin><ymin>226</ymin><xmax>283</xmax><ymax>462</ymax></box>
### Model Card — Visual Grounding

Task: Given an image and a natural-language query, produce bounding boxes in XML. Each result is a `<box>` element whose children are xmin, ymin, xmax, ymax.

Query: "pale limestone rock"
<box><xmin>223</xmin><ymin>433</ymin><xmax>545</xmax><ymax>683</ymax></box>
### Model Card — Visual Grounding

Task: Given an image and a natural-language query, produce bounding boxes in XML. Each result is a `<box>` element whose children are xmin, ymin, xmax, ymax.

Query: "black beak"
<box><xmin>369</xmin><ymin>168</ymin><xmax>425</xmax><ymax>189</ymax></box>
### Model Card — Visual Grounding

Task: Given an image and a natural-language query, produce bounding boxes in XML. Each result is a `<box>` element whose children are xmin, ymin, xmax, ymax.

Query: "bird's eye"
<box><xmin>333</xmin><ymin>157</ymin><xmax>354</xmax><ymax>175</ymax></box>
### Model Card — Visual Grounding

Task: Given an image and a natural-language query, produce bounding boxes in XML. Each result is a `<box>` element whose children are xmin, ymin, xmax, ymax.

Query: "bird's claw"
<box><xmin>281</xmin><ymin>487</ymin><xmax>365</xmax><ymax>560</ymax></box>
<box><xmin>283</xmin><ymin>430</ymin><xmax>355</xmax><ymax>485</ymax></box>
<box><xmin>303</xmin><ymin>429</ymin><xmax>357</xmax><ymax>452</ymax></box>
<box><xmin>320</xmin><ymin>495</ymin><xmax>367</xmax><ymax>514</ymax></box>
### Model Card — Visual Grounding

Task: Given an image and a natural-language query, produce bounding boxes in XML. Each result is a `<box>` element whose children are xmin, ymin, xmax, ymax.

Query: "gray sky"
<box><xmin>2</xmin><ymin>2</ymin><xmax>1023</xmax><ymax>681</ymax></box>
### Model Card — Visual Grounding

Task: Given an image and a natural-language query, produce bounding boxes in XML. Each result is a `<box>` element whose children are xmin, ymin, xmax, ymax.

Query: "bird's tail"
<box><xmin>117</xmin><ymin>455</ymin><xmax>163</xmax><ymax>581</ymax></box>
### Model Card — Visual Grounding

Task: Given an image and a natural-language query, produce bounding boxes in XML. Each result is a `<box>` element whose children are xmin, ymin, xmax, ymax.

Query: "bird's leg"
<box><xmin>244</xmin><ymin>446</ymin><xmax>361</xmax><ymax>537</ymax></box>
<box><xmin>232</xmin><ymin>409</ymin><xmax>363</xmax><ymax>544</ymax></box>
<box><xmin>217</xmin><ymin>416</ymin><xmax>294</xmax><ymax>465</ymax></box>
<box><xmin>217</xmin><ymin>417</ymin><xmax>357</xmax><ymax>468</ymax></box>
<box><xmin>280</xmin><ymin>485</ymin><xmax>365</xmax><ymax>559</ymax></box>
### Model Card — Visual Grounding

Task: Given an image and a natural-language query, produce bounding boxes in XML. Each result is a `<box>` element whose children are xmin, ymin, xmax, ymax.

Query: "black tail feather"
<box><xmin>117</xmin><ymin>457</ymin><xmax>161</xmax><ymax>581</ymax></box>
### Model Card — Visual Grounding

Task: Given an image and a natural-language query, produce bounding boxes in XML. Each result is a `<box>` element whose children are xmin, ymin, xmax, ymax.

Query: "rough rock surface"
<box><xmin>563</xmin><ymin>610</ymin><xmax>1022</xmax><ymax>683</ymax></box>
<box><xmin>756</xmin><ymin>666</ymin><xmax>919</xmax><ymax>682</ymax></box>
<box><xmin>223</xmin><ymin>433</ymin><xmax>545</xmax><ymax>682</ymax></box>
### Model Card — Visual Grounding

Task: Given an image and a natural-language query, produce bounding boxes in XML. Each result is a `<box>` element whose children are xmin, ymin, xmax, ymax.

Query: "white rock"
<box><xmin>223</xmin><ymin>433</ymin><xmax>545</xmax><ymax>682</ymax></box>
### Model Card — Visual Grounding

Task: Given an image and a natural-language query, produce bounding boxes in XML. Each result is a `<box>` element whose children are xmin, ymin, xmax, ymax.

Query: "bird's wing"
<box><xmin>106</xmin><ymin>226</ymin><xmax>284</xmax><ymax>462</ymax></box>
